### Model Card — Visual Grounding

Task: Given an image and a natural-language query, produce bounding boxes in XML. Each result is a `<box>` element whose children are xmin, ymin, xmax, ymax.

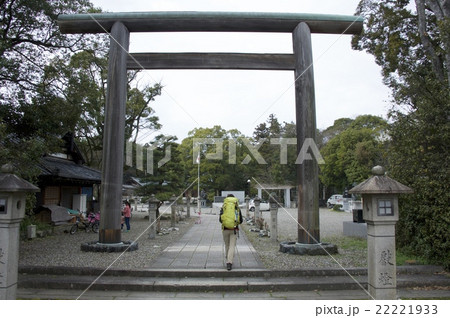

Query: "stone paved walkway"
<box><xmin>148</xmin><ymin>213</ymin><xmax>263</xmax><ymax>269</ymax></box>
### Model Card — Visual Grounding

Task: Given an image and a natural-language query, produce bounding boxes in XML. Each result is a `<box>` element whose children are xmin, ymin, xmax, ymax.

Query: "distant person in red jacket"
<box><xmin>121</xmin><ymin>201</ymin><xmax>132</xmax><ymax>232</ymax></box>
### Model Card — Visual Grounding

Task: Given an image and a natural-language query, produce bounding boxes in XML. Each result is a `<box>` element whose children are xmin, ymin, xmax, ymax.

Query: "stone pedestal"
<box><xmin>279</xmin><ymin>241</ymin><xmax>338</xmax><ymax>255</ymax></box>
<box><xmin>367</xmin><ymin>221</ymin><xmax>397</xmax><ymax>299</ymax></box>
<box><xmin>0</xmin><ymin>221</ymin><xmax>21</xmax><ymax>299</ymax></box>
<box><xmin>343</xmin><ymin>221</ymin><xmax>367</xmax><ymax>238</ymax></box>
<box><xmin>26</xmin><ymin>224</ymin><xmax>36</xmax><ymax>239</ymax></box>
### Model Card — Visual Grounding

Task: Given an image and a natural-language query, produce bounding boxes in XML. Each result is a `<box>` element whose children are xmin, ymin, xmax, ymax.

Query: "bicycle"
<box><xmin>70</xmin><ymin>212</ymin><xmax>100</xmax><ymax>234</ymax></box>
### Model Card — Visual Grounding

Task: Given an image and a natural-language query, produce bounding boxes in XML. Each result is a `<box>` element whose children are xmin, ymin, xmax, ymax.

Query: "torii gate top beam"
<box><xmin>58</xmin><ymin>11</ymin><xmax>363</xmax><ymax>35</ymax></box>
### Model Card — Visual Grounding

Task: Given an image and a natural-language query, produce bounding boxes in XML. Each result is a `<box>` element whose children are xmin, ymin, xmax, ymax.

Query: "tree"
<box><xmin>50</xmin><ymin>49</ymin><xmax>162</xmax><ymax>168</ymax></box>
<box><xmin>125</xmin><ymin>84</ymin><xmax>162</xmax><ymax>144</ymax></box>
<box><xmin>319</xmin><ymin>115</ymin><xmax>389</xmax><ymax>195</ymax></box>
<box><xmin>317</xmin><ymin>118</ymin><xmax>353</xmax><ymax>148</ymax></box>
<box><xmin>133</xmin><ymin>135</ymin><xmax>184</xmax><ymax>201</ymax></box>
<box><xmin>353</xmin><ymin>0</ymin><xmax>450</xmax><ymax>269</ymax></box>
<box><xmin>0</xmin><ymin>0</ymin><xmax>98</xmax><ymax>108</ymax></box>
<box><xmin>178</xmin><ymin>126</ymin><xmax>249</xmax><ymax>202</ymax></box>
<box><xmin>250</xmin><ymin>114</ymin><xmax>287</xmax><ymax>185</ymax></box>
<box><xmin>0</xmin><ymin>0</ymin><xmax>98</xmax><ymax>178</ymax></box>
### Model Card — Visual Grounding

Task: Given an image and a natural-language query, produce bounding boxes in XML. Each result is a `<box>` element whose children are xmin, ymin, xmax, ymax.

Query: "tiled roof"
<box><xmin>39</xmin><ymin>156</ymin><xmax>101</xmax><ymax>183</ymax></box>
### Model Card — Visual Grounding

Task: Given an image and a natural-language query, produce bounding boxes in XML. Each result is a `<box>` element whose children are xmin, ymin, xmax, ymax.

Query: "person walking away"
<box><xmin>219</xmin><ymin>194</ymin><xmax>243</xmax><ymax>270</ymax></box>
<box><xmin>122</xmin><ymin>201</ymin><xmax>132</xmax><ymax>232</ymax></box>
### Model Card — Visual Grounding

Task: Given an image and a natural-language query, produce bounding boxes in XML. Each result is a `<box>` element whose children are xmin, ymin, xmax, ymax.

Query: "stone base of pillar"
<box><xmin>343</xmin><ymin>221</ymin><xmax>367</xmax><ymax>238</ymax></box>
<box><xmin>0</xmin><ymin>285</ymin><xmax>17</xmax><ymax>300</ymax></box>
<box><xmin>279</xmin><ymin>241</ymin><xmax>338</xmax><ymax>255</ymax></box>
<box><xmin>369</xmin><ymin>285</ymin><xmax>397</xmax><ymax>300</ymax></box>
<box><xmin>80</xmin><ymin>240</ymin><xmax>138</xmax><ymax>252</ymax></box>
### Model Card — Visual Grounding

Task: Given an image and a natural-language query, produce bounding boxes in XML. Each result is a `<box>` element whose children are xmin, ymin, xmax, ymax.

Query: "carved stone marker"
<box><xmin>170</xmin><ymin>194</ymin><xmax>177</xmax><ymax>228</ymax></box>
<box><xmin>148</xmin><ymin>194</ymin><xmax>159</xmax><ymax>239</ymax></box>
<box><xmin>269</xmin><ymin>194</ymin><xmax>278</xmax><ymax>242</ymax></box>
<box><xmin>350</xmin><ymin>166</ymin><xmax>413</xmax><ymax>300</ymax></box>
<box><xmin>253</xmin><ymin>196</ymin><xmax>261</xmax><ymax>220</ymax></box>
<box><xmin>245</xmin><ymin>195</ymin><xmax>250</xmax><ymax>219</ymax></box>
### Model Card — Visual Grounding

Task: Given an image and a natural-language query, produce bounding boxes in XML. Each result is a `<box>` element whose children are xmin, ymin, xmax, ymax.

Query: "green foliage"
<box><xmin>177</xmin><ymin>126</ymin><xmax>249</xmax><ymax>200</ymax></box>
<box><xmin>125</xmin><ymin>84</ymin><xmax>163</xmax><ymax>143</ymax></box>
<box><xmin>396</xmin><ymin>247</ymin><xmax>428</xmax><ymax>266</ymax></box>
<box><xmin>134</xmin><ymin>135</ymin><xmax>184</xmax><ymax>201</ymax></box>
<box><xmin>319</xmin><ymin>115</ymin><xmax>389</xmax><ymax>194</ymax></box>
<box><xmin>1</xmin><ymin>1</ymin><xmax>163</xmax><ymax>172</ymax></box>
<box><xmin>0</xmin><ymin>0</ymin><xmax>98</xmax><ymax>177</ymax></box>
<box><xmin>0</xmin><ymin>0</ymin><xmax>97</xmax><ymax>107</ymax></box>
<box><xmin>353</xmin><ymin>0</ymin><xmax>450</xmax><ymax>269</ymax></box>
<box><xmin>390</xmin><ymin>100</ymin><xmax>450</xmax><ymax>269</ymax></box>
<box><xmin>248</xmin><ymin>114</ymin><xmax>298</xmax><ymax>188</ymax></box>
<box><xmin>19</xmin><ymin>213</ymin><xmax>52</xmax><ymax>235</ymax></box>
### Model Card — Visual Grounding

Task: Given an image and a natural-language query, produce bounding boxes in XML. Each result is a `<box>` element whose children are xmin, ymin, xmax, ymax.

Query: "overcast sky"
<box><xmin>87</xmin><ymin>0</ymin><xmax>391</xmax><ymax>143</ymax></box>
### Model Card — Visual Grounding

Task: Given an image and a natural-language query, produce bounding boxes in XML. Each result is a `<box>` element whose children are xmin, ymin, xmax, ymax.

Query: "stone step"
<box><xmin>17</xmin><ymin>265</ymin><xmax>449</xmax><ymax>294</ymax></box>
<box><xmin>18</xmin><ymin>273</ymin><xmax>365</xmax><ymax>293</ymax></box>
<box><xmin>18</xmin><ymin>264</ymin><xmax>442</xmax><ymax>278</ymax></box>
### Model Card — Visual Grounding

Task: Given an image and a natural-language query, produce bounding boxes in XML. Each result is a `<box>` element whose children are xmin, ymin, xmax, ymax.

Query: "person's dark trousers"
<box><xmin>125</xmin><ymin>217</ymin><xmax>130</xmax><ymax>231</ymax></box>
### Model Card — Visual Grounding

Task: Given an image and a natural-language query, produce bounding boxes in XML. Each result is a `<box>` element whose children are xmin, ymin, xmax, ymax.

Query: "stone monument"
<box><xmin>148</xmin><ymin>194</ymin><xmax>159</xmax><ymax>239</ymax></box>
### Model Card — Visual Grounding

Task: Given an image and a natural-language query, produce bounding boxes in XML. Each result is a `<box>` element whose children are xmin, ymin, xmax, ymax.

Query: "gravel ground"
<box><xmin>19</xmin><ymin>205</ymin><xmax>367</xmax><ymax>270</ymax></box>
<box><xmin>240</xmin><ymin>207</ymin><xmax>368</xmax><ymax>269</ymax></box>
<box><xmin>19</xmin><ymin>206</ymin><xmax>196</xmax><ymax>270</ymax></box>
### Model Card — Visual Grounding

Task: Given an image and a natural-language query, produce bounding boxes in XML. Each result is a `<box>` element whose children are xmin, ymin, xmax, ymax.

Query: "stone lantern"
<box><xmin>349</xmin><ymin>165</ymin><xmax>413</xmax><ymax>300</ymax></box>
<box><xmin>0</xmin><ymin>164</ymin><xmax>39</xmax><ymax>299</ymax></box>
<box><xmin>148</xmin><ymin>194</ymin><xmax>159</xmax><ymax>239</ymax></box>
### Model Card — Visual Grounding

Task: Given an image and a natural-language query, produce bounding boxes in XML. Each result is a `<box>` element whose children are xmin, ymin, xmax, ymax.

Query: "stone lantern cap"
<box><xmin>0</xmin><ymin>164</ymin><xmax>40</xmax><ymax>193</ymax></box>
<box><xmin>349</xmin><ymin>166</ymin><xmax>413</xmax><ymax>194</ymax></box>
<box><xmin>149</xmin><ymin>194</ymin><xmax>159</xmax><ymax>202</ymax></box>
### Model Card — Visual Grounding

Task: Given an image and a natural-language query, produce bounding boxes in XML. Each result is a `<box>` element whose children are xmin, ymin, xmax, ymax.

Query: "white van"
<box><xmin>327</xmin><ymin>194</ymin><xmax>343</xmax><ymax>208</ymax></box>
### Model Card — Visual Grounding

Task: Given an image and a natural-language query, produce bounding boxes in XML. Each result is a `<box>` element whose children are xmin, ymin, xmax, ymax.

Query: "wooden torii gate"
<box><xmin>58</xmin><ymin>11</ymin><xmax>363</xmax><ymax>248</ymax></box>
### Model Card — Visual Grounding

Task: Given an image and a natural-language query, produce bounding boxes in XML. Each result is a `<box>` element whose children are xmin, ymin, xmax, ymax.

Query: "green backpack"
<box><xmin>220</xmin><ymin>197</ymin><xmax>241</xmax><ymax>229</ymax></box>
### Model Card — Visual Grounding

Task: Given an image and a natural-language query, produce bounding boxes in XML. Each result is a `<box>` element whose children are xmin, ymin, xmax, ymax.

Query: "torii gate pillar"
<box><xmin>293</xmin><ymin>23</ymin><xmax>320</xmax><ymax>244</ymax></box>
<box><xmin>99</xmin><ymin>22</ymin><xmax>129</xmax><ymax>244</ymax></box>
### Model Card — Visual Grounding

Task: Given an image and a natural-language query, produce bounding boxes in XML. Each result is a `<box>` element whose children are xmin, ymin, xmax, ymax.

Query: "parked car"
<box><xmin>248</xmin><ymin>199</ymin><xmax>270</xmax><ymax>212</ymax></box>
<box><xmin>327</xmin><ymin>194</ymin><xmax>343</xmax><ymax>208</ymax></box>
